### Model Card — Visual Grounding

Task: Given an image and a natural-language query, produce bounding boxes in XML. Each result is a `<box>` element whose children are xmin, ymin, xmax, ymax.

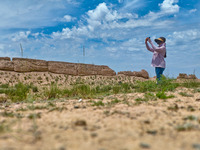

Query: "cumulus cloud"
<box><xmin>11</xmin><ymin>31</ymin><xmax>31</xmax><ymax>42</ymax></box>
<box><xmin>51</xmin><ymin>1</ymin><xmax>181</xmax><ymax>42</ymax></box>
<box><xmin>159</xmin><ymin>0</ymin><xmax>180</xmax><ymax>14</ymax></box>
<box><xmin>167</xmin><ymin>29</ymin><xmax>200</xmax><ymax>46</ymax></box>
<box><xmin>62</xmin><ymin>15</ymin><xmax>76</xmax><ymax>22</ymax></box>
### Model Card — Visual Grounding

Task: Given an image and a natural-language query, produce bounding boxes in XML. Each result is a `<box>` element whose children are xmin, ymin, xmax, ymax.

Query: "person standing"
<box><xmin>145</xmin><ymin>37</ymin><xmax>166</xmax><ymax>82</ymax></box>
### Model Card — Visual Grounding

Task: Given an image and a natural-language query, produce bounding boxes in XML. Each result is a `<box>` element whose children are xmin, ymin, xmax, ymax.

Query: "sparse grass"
<box><xmin>48</xmin><ymin>107</ymin><xmax>67</xmax><ymax>112</ymax></box>
<box><xmin>16</xmin><ymin>107</ymin><xmax>28</xmax><ymax>112</ymax></box>
<box><xmin>179</xmin><ymin>92</ymin><xmax>193</xmax><ymax>97</ymax></box>
<box><xmin>168</xmin><ymin>104</ymin><xmax>179</xmax><ymax>111</ymax></box>
<box><xmin>3</xmin><ymin>82</ymin><xmax>32</xmax><ymax>102</ymax></box>
<box><xmin>134</xmin><ymin>76</ymin><xmax>179</xmax><ymax>93</ymax></box>
<box><xmin>45</xmin><ymin>83</ymin><xmax>62</xmax><ymax>99</ymax></box>
<box><xmin>183</xmin><ymin>115</ymin><xmax>198</xmax><ymax>121</ymax></box>
<box><xmin>181</xmin><ymin>80</ymin><xmax>200</xmax><ymax>88</ymax></box>
<box><xmin>0</xmin><ymin>84</ymin><xmax>9</xmax><ymax>88</ymax></box>
<box><xmin>106</xmin><ymin>98</ymin><xmax>121</xmax><ymax>107</ymax></box>
<box><xmin>135</xmin><ymin>93</ymin><xmax>157</xmax><ymax>103</ymax></box>
<box><xmin>156</xmin><ymin>91</ymin><xmax>175</xmax><ymax>99</ymax></box>
<box><xmin>91</xmin><ymin>100</ymin><xmax>104</xmax><ymax>106</ymax></box>
<box><xmin>113</xmin><ymin>85</ymin><xmax>121</xmax><ymax>94</ymax></box>
<box><xmin>176</xmin><ymin>123</ymin><xmax>198</xmax><ymax>131</ymax></box>
<box><xmin>1</xmin><ymin>111</ymin><xmax>15</xmax><ymax>118</ymax></box>
<box><xmin>27</xmin><ymin>105</ymin><xmax>47</xmax><ymax>110</ymax></box>
<box><xmin>28</xmin><ymin>113</ymin><xmax>41</xmax><ymax>120</ymax></box>
<box><xmin>0</xmin><ymin>123</ymin><xmax>10</xmax><ymax>134</ymax></box>
<box><xmin>47</xmin><ymin>101</ymin><xmax>56</xmax><ymax>107</ymax></box>
<box><xmin>187</xmin><ymin>105</ymin><xmax>196</xmax><ymax>112</ymax></box>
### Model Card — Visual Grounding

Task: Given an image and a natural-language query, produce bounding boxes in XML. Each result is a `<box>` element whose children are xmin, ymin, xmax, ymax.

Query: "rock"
<box><xmin>192</xmin><ymin>143</ymin><xmax>200</xmax><ymax>150</ymax></box>
<box><xmin>196</xmin><ymin>98</ymin><xmax>200</xmax><ymax>102</ymax></box>
<box><xmin>59</xmin><ymin>146</ymin><xmax>66</xmax><ymax>150</ymax></box>
<box><xmin>74</xmin><ymin>105</ymin><xmax>80</xmax><ymax>109</ymax></box>
<box><xmin>12</xmin><ymin>58</ymin><xmax>48</xmax><ymax>72</ymax></box>
<box><xmin>74</xmin><ymin>120</ymin><xmax>87</xmax><ymax>126</ymax></box>
<box><xmin>146</xmin><ymin>130</ymin><xmax>157</xmax><ymax>135</ymax></box>
<box><xmin>144</xmin><ymin>120</ymin><xmax>151</xmax><ymax>124</ymax></box>
<box><xmin>91</xmin><ymin>132</ymin><xmax>98</xmax><ymax>138</ymax></box>
<box><xmin>0</xmin><ymin>57</ymin><xmax>14</xmax><ymax>71</ymax></box>
<box><xmin>140</xmin><ymin>143</ymin><xmax>150</xmax><ymax>149</ymax></box>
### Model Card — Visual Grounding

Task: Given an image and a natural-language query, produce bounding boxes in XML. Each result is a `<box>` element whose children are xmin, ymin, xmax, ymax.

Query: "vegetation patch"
<box><xmin>179</xmin><ymin>92</ymin><xmax>193</xmax><ymax>97</ymax></box>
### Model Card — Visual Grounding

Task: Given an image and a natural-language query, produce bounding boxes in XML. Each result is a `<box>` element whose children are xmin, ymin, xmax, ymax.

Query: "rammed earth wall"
<box><xmin>0</xmin><ymin>57</ymin><xmax>116</xmax><ymax>76</ymax></box>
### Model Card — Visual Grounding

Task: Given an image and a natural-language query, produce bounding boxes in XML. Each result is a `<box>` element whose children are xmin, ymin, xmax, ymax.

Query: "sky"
<box><xmin>0</xmin><ymin>0</ymin><xmax>200</xmax><ymax>78</ymax></box>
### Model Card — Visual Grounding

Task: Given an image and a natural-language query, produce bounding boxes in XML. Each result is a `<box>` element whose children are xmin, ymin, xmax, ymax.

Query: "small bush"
<box><xmin>156</xmin><ymin>91</ymin><xmax>175</xmax><ymax>99</ymax></box>
<box><xmin>6</xmin><ymin>82</ymin><xmax>31</xmax><ymax>102</ymax></box>
<box><xmin>69</xmin><ymin>84</ymin><xmax>91</xmax><ymax>98</ymax></box>
<box><xmin>45</xmin><ymin>83</ymin><xmax>61</xmax><ymax>99</ymax></box>
<box><xmin>31</xmin><ymin>86</ymin><xmax>39</xmax><ymax>93</ymax></box>
<box><xmin>134</xmin><ymin>77</ymin><xmax>179</xmax><ymax>93</ymax></box>
<box><xmin>37</xmin><ymin>77</ymin><xmax>42</xmax><ymax>80</ymax></box>
<box><xmin>113</xmin><ymin>85</ymin><xmax>121</xmax><ymax>94</ymax></box>
<box><xmin>0</xmin><ymin>84</ymin><xmax>9</xmax><ymax>88</ymax></box>
<box><xmin>134</xmin><ymin>80</ymin><xmax>157</xmax><ymax>92</ymax></box>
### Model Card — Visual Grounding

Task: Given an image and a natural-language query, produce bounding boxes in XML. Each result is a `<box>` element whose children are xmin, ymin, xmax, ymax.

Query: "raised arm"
<box><xmin>145</xmin><ymin>40</ymin><xmax>154</xmax><ymax>52</ymax></box>
<box><xmin>149</xmin><ymin>40</ymin><xmax>166</xmax><ymax>53</ymax></box>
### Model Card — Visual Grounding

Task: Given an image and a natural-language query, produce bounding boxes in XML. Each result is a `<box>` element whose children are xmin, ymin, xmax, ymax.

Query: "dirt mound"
<box><xmin>177</xmin><ymin>73</ymin><xmax>198</xmax><ymax>79</ymax></box>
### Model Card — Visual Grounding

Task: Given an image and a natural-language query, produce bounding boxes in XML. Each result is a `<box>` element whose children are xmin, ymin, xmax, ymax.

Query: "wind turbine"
<box><xmin>20</xmin><ymin>43</ymin><xmax>23</xmax><ymax>58</ymax></box>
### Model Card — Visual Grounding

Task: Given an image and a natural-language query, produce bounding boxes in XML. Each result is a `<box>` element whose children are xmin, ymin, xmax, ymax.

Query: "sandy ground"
<box><xmin>0</xmin><ymin>71</ymin><xmax>200</xmax><ymax>150</ymax></box>
<box><xmin>0</xmin><ymin>88</ymin><xmax>200</xmax><ymax>150</ymax></box>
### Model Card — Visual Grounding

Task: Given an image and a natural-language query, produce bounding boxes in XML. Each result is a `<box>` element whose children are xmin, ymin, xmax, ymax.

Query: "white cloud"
<box><xmin>51</xmin><ymin>1</ymin><xmax>181</xmax><ymax>42</ymax></box>
<box><xmin>189</xmin><ymin>9</ymin><xmax>197</xmax><ymax>13</ymax></box>
<box><xmin>63</xmin><ymin>15</ymin><xmax>76</xmax><ymax>22</ymax></box>
<box><xmin>167</xmin><ymin>29</ymin><xmax>200</xmax><ymax>46</ymax></box>
<box><xmin>159</xmin><ymin>0</ymin><xmax>180</xmax><ymax>14</ymax></box>
<box><xmin>11</xmin><ymin>31</ymin><xmax>31</xmax><ymax>42</ymax></box>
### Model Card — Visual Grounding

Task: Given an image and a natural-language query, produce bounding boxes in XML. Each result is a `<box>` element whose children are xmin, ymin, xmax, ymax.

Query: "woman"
<box><xmin>145</xmin><ymin>37</ymin><xmax>166</xmax><ymax>82</ymax></box>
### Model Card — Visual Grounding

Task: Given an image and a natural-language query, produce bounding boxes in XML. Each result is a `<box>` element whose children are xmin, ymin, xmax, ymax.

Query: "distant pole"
<box><xmin>20</xmin><ymin>43</ymin><xmax>23</xmax><ymax>58</ymax></box>
<box><xmin>83</xmin><ymin>45</ymin><xmax>85</xmax><ymax>57</ymax></box>
<box><xmin>83</xmin><ymin>45</ymin><xmax>85</xmax><ymax>64</ymax></box>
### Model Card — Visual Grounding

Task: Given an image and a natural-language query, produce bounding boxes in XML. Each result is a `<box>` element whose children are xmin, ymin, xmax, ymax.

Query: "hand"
<box><xmin>145</xmin><ymin>37</ymin><xmax>149</xmax><ymax>43</ymax></box>
<box><xmin>148</xmin><ymin>38</ymin><xmax>152</xmax><ymax>43</ymax></box>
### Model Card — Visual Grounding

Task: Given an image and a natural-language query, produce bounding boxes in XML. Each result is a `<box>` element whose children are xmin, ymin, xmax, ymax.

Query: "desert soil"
<box><xmin>0</xmin><ymin>90</ymin><xmax>200</xmax><ymax>150</ymax></box>
<box><xmin>0</xmin><ymin>71</ymin><xmax>200</xmax><ymax>150</ymax></box>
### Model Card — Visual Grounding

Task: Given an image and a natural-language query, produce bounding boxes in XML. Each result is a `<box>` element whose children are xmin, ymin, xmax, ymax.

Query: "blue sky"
<box><xmin>0</xmin><ymin>0</ymin><xmax>200</xmax><ymax>78</ymax></box>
